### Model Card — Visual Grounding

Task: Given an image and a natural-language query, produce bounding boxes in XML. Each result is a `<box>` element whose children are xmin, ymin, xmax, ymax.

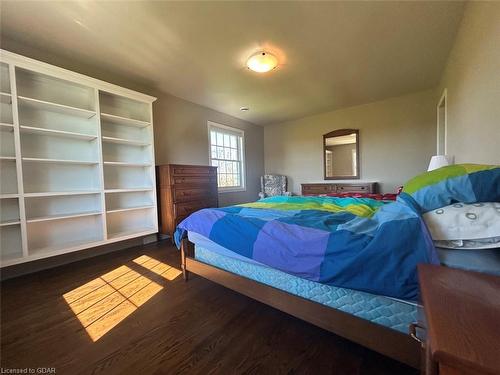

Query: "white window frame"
<box><xmin>207</xmin><ymin>121</ymin><xmax>246</xmax><ymax>193</ymax></box>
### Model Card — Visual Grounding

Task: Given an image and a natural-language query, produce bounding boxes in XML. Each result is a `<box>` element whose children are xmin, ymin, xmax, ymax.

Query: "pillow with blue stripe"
<box><xmin>400</xmin><ymin>164</ymin><xmax>500</xmax><ymax>212</ymax></box>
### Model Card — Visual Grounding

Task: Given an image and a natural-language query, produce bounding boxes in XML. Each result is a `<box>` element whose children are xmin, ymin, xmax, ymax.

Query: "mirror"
<box><xmin>323</xmin><ymin>129</ymin><xmax>359</xmax><ymax>179</ymax></box>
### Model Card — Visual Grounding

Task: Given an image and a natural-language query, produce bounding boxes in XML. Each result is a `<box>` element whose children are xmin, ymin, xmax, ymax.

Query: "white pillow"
<box><xmin>433</xmin><ymin>237</ymin><xmax>500</xmax><ymax>250</ymax></box>
<box><xmin>423</xmin><ymin>202</ymin><xmax>500</xmax><ymax>249</ymax></box>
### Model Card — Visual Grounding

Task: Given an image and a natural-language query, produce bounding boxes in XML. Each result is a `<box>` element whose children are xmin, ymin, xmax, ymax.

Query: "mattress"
<box><xmin>189</xmin><ymin>232</ymin><xmax>418</xmax><ymax>334</ymax></box>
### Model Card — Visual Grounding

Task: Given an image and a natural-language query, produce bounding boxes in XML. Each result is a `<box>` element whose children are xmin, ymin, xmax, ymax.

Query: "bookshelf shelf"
<box><xmin>0</xmin><ymin>123</ymin><xmax>14</xmax><ymax>130</ymax></box>
<box><xmin>105</xmin><ymin>188</ymin><xmax>153</xmax><ymax>193</ymax></box>
<box><xmin>0</xmin><ymin>194</ymin><xmax>19</xmax><ymax>199</ymax></box>
<box><xmin>100</xmin><ymin>112</ymin><xmax>150</xmax><ymax>128</ymax></box>
<box><xmin>17</xmin><ymin>96</ymin><xmax>97</xmax><ymax>119</ymax></box>
<box><xmin>0</xmin><ymin>220</ymin><xmax>21</xmax><ymax>227</ymax></box>
<box><xmin>20</xmin><ymin>125</ymin><xmax>97</xmax><ymax>140</ymax></box>
<box><xmin>22</xmin><ymin>157</ymin><xmax>99</xmax><ymax>165</ymax></box>
<box><xmin>102</xmin><ymin>136</ymin><xmax>150</xmax><ymax>146</ymax></box>
<box><xmin>103</xmin><ymin>161</ymin><xmax>151</xmax><ymax>167</ymax></box>
<box><xmin>107</xmin><ymin>205</ymin><xmax>154</xmax><ymax>214</ymax></box>
<box><xmin>27</xmin><ymin>211</ymin><xmax>102</xmax><ymax>223</ymax></box>
<box><xmin>107</xmin><ymin>228</ymin><xmax>156</xmax><ymax>240</ymax></box>
<box><xmin>24</xmin><ymin>191</ymin><xmax>100</xmax><ymax>198</ymax></box>
<box><xmin>0</xmin><ymin>92</ymin><xmax>12</xmax><ymax>102</ymax></box>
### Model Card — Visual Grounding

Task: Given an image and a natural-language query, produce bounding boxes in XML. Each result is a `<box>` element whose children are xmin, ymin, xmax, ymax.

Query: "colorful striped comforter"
<box><xmin>175</xmin><ymin>164</ymin><xmax>499</xmax><ymax>300</ymax></box>
<box><xmin>175</xmin><ymin>195</ymin><xmax>438</xmax><ymax>300</ymax></box>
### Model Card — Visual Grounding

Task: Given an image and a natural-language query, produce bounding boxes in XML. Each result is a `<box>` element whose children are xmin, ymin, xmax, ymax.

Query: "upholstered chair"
<box><xmin>259</xmin><ymin>175</ymin><xmax>291</xmax><ymax>199</ymax></box>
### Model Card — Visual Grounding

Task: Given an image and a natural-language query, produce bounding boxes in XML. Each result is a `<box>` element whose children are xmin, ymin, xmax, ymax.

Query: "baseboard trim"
<box><xmin>1</xmin><ymin>235</ymin><xmax>159</xmax><ymax>280</ymax></box>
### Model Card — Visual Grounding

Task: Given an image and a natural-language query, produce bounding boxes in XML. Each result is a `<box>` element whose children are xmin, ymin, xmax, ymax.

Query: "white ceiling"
<box><xmin>0</xmin><ymin>1</ymin><xmax>465</xmax><ymax>125</ymax></box>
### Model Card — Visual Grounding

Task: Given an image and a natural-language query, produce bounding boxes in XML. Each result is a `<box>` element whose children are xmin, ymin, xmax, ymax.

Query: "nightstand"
<box><xmin>418</xmin><ymin>264</ymin><xmax>500</xmax><ymax>375</ymax></box>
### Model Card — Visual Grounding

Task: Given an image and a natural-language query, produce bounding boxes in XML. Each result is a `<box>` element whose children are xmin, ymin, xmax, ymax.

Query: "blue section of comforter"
<box><xmin>175</xmin><ymin>196</ymin><xmax>439</xmax><ymax>300</ymax></box>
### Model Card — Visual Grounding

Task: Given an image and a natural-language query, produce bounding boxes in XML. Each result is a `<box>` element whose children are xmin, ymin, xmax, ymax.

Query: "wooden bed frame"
<box><xmin>180</xmin><ymin>238</ymin><xmax>422</xmax><ymax>369</ymax></box>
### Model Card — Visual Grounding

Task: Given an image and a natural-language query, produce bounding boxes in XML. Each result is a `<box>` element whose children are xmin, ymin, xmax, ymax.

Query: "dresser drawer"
<box><xmin>336</xmin><ymin>184</ymin><xmax>369</xmax><ymax>193</ymax></box>
<box><xmin>173</xmin><ymin>187</ymin><xmax>217</xmax><ymax>203</ymax></box>
<box><xmin>171</xmin><ymin>165</ymin><xmax>217</xmax><ymax>176</ymax></box>
<box><xmin>174</xmin><ymin>200</ymin><xmax>217</xmax><ymax>217</ymax></box>
<box><xmin>157</xmin><ymin>164</ymin><xmax>219</xmax><ymax>237</ymax></box>
<box><xmin>301</xmin><ymin>182</ymin><xmax>376</xmax><ymax>195</ymax></box>
<box><xmin>171</xmin><ymin>175</ymin><xmax>217</xmax><ymax>186</ymax></box>
<box><xmin>301</xmin><ymin>184</ymin><xmax>334</xmax><ymax>194</ymax></box>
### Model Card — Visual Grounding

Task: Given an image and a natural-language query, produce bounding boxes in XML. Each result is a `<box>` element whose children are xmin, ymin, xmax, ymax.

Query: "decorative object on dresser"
<box><xmin>258</xmin><ymin>174</ymin><xmax>291</xmax><ymax>199</ymax></box>
<box><xmin>301</xmin><ymin>182</ymin><xmax>377</xmax><ymax>196</ymax></box>
<box><xmin>0</xmin><ymin>50</ymin><xmax>157</xmax><ymax>267</ymax></box>
<box><xmin>418</xmin><ymin>264</ymin><xmax>500</xmax><ymax>375</ymax></box>
<box><xmin>157</xmin><ymin>164</ymin><xmax>218</xmax><ymax>239</ymax></box>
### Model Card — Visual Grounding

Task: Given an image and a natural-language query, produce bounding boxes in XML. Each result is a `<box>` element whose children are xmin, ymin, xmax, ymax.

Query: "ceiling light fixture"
<box><xmin>240</xmin><ymin>107</ymin><xmax>249</xmax><ymax>111</ymax></box>
<box><xmin>247</xmin><ymin>51</ymin><xmax>278</xmax><ymax>73</ymax></box>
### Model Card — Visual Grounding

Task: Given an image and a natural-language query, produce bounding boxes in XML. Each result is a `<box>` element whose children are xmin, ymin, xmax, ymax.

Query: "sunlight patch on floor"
<box><xmin>133</xmin><ymin>255</ymin><xmax>183</xmax><ymax>280</ymax></box>
<box><xmin>63</xmin><ymin>255</ymin><xmax>181</xmax><ymax>341</ymax></box>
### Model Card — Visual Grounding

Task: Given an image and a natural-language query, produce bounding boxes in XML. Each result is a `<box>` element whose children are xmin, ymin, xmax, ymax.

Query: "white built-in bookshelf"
<box><xmin>0</xmin><ymin>50</ymin><xmax>157</xmax><ymax>267</ymax></box>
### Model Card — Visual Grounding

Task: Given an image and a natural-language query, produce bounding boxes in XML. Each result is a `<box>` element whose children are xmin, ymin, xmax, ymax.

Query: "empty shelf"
<box><xmin>17</xmin><ymin>96</ymin><xmax>96</xmax><ymax>119</ymax></box>
<box><xmin>22</xmin><ymin>157</ymin><xmax>99</xmax><ymax>165</ymax></box>
<box><xmin>20</xmin><ymin>125</ymin><xmax>97</xmax><ymax>140</ymax></box>
<box><xmin>0</xmin><ymin>194</ymin><xmax>19</xmax><ymax>199</ymax></box>
<box><xmin>101</xmin><ymin>136</ymin><xmax>150</xmax><ymax>146</ymax></box>
<box><xmin>103</xmin><ymin>161</ymin><xmax>152</xmax><ymax>167</ymax></box>
<box><xmin>28</xmin><ymin>237</ymin><xmax>103</xmax><ymax>257</ymax></box>
<box><xmin>24</xmin><ymin>191</ymin><xmax>100</xmax><ymax>197</ymax></box>
<box><xmin>106</xmin><ymin>205</ymin><xmax>154</xmax><ymax>214</ymax></box>
<box><xmin>0</xmin><ymin>123</ymin><xmax>14</xmax><ymax>131</ymax></box>
<box><xmin>0</xmin><ymin>220</ymin><xmax>20</xmax><ymax>227</ymax></box>
<box><xmin>1</xmin><ymin>251</ymin><xmax>24</xmax><ymax>262</ymax></box>
<box><xmin>105</xmin><ymin>188</ymin><xmax>153</xmax><ymax>193</ymax></box>
<box><xmin>100</xmin><ymin>113</ymin><xmax>150</xmax><ymax>128</ymax></box>
<box><xmin>107</xmin><ymin>228</ymin><xmax>156</xmax><ymax>240</ymax></box>
<box><xmin>0</xmin><ymin>92</ymin><xmax>12</xmax><ymax>103</ymax></box>
<box><xmin>27</xmin><ymin>211</ymin><xmax>102</xmax><ymax>223</ymax></box>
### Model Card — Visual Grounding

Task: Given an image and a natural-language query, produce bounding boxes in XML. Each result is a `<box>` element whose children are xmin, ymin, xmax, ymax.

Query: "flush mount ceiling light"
<box><xmin>247</xmin><ymin>51</ymin><xmax>278</xmax><ymax>73</ymax></box>
<box><xmin>240</xmin><ymin>106</ymin><xmax>249</xmax><ymax>111</ymax></box>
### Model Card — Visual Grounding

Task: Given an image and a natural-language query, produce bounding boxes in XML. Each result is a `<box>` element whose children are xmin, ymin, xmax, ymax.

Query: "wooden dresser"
<box><xmin>156</xmin><ymin>164</ymin><xmax>218</xmax><ymax>238</ymax></box>
<box><xmin>301</xmin><ymin>182</ymin><xmax>377</xmax><ymax>195</ymax></box>
<box><xmin>418</xmin><ymin>265</ymin><xmax>500</xmax><ymax>375</ymax></box>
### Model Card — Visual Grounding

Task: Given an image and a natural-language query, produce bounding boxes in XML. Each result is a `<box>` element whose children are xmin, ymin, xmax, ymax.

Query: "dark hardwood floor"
<box><xmin>1</xmin><ymin>241</ymin><xmax>418</xmax><ymax>375</ymax></box>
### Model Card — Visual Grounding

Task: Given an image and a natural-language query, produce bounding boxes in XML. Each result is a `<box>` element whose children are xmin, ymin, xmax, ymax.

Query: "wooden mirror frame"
<box><xmin>323</xmin><ymin>129</ymin><xmax>360</xmax><ymax>180</ymax></box>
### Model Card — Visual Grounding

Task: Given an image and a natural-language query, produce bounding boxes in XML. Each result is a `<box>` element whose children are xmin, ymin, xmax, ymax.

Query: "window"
<box><xmin>208</xmin><ymin>121</ymin><xmax>245</xmax><ymax>192</ymax></box>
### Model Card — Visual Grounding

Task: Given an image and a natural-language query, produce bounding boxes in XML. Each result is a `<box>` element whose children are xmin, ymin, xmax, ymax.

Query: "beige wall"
<box><xmin>437</xmin><ymin>1</ymin><xmax>500</xmax><ymax>165</ymax></box>
<box><xmin>153</xmin><ymin>92</ymin><xmax>264</xmax><ymax>206</ymax></box>
<box><xmin>264</xmin><ymin>89</ymin><xmax>436</xmax><ymax>194</ymax></box>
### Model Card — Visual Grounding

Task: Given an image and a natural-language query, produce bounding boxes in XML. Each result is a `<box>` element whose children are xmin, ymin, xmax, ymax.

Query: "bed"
<box><xmin>175</xmin><ymin>164</ymin><xmax>500</xmax><ymax>369</ymax></box>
